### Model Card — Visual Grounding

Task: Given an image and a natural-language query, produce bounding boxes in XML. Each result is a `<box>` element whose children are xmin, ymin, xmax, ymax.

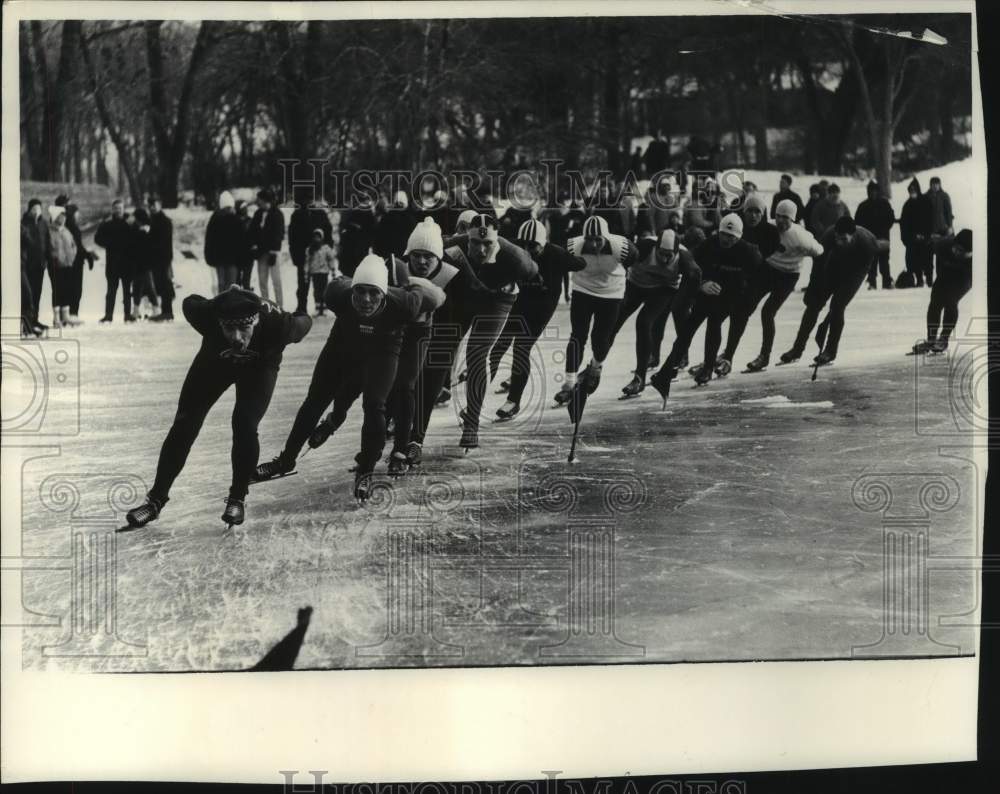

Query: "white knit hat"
<box><xmin>718</xmin><ymin>213</ymin><xmax>744</xmax><ymax>238</ymax></box>
<box><xmin>352</xmin><ymin>251</ymin><xmax>389</xmax><ymax>293</ymax></box>
<box><xmin>218</xmin><ymin>191</ymin><xmax>235</xmax><ymax>210</ymax></box>
<box><xmin>455</xmin><ymin>209</ymin><xmax>478</xmax><ymax>232</ymax></box>
<box><xmin>48</xmin><ymin>205</ymin><xmax>66</xmax><ymax>222</ymax></box>
<box><xmin>517</xmin><ymin>219</ymin><xmax>547</xmax><ymax>247</ymax></box>
<box><xmin>582</xmin><ymin>215</ymin><xmax>610</xmax><ymax>240</ymax></box>
<box><xmin>775</xmin><ymin>199</ymin><xmax>797</xmax><ymax>220</ymax></box>
<box><xmin>658</xmin><ymin>229</ymin><xmax>678</xmax><ymax>252</ymax></box>
<box><xmin>405</xmin><ymin>216</ymin><xmax>444</xmax><ymax>258</ymax></box>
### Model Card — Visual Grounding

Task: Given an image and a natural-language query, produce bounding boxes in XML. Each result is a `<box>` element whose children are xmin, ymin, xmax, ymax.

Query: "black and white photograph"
<box><xmin>1</xmin><ymin>0</ymin><xmax>989</xmax><ymax>783</ymax></box>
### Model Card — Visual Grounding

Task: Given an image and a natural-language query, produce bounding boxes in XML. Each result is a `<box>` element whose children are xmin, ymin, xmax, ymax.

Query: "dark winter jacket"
<box><xmin>811</xmin><ymin>225</ymin><xmax>880</xmax><ymax>292</ymax></box>
<box><xmin>770</xmin><ymin>188</ymin><xmax>805</xmax><ymax>222</ymax></box>
<box><xmin>250</xmin><ymin>206</ymin><xmax>286</xmax><ymax>254</ymax></box>
<box><xmin>204</xmin><ymin>208</ymin><xmax>246</xmax><ymax>270</ymax></box>
<box><xmin>288</xmin><ymin>205</ymin><xmax>334</xmax><ymax>267</ymax></box>
<box><xmin>809</xmin><ymin>197</ymin><xmax>851</xmax><ymax>239</ymax></box>
<box><xmin>149</xmin><ymin>210</ymin><xmax>174</xmax><ymax>271</ymax></box>
<box><xmin>129</xmin><ymin>225</ymin><xmax>155</xmax><ymax>272</ymax></box>
<box><xmin>64</xmin><ymin>209</ymin><xmax>95</xmax><ymax>270</ymax></box>
<box><xmin>741</xmin><ymin>219</ymin><xmax>782</xmax><ymax>262</ymax></box>
<box><xmin>94</xmin><ymin>215</ymin><xmax>134</xmax><ymax>277</ymax></box>
<box><xmin>20</xmin><ymin>211</ymin><xmax>51</xmax><ymax>272</ymax></box>
<box><xmin>629</xmin><ymin>237</ymin><xmax>700</xmax><ymax>291</ymax></box>
<box><xmin>692</xmin><ymin>234</ymin><xmax>762</xmax><ymax>295</ymax></box>
<box><xmin>926</xmin><ymin>189</ymin><xmax>954</xmax><ymax>235</ymax></box>
<box><xmin>499</xmin><ymin>207</ymin><xmax>534</xmax><ymax>241</ymax></box>
<box><xmin>182</xmin><ymin>292</ymin><xmax>312</xmax><ymax>369</ymax></box>
<box><xmin>932</xmin><ymin>237</ymin><xmax>972</xmax><ymax>283</ymax></box>
<box><xmin>519</xmin><ymin>242</ymin><xmax>587</xmax><ymax>297</ymax></box>
<box><xmin>372</xmin><ymin>208</ymin><xmax>417</xmax><ymax>259</ymax></box>
<box><xmin>900</xmin><ymin>180</ymin><xmax>933</xmax><ymax>247</ymax></box>
<box><xmin>854</xmin><ymin>195</ymin><xmax>896</xmax><ymax>241</ymax></box>
<box><xmin>442</xmin><ymin>234</ymin><xmax>539</xmax><ymax>302</ymax></box>
<box><xmin>338</xmin><ymin>207</ymin><xmax>378</xmax><ymax>277</ymax></box>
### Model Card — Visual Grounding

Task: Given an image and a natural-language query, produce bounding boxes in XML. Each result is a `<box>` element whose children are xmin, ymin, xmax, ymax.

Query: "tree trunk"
<box><xmin>753</xmin><ymin>75</ymin><xmax>769</xmax><ymax>169</ymax></box>
<box><xmin>30</xmin><ymin>21</ymin><xmax>58</xmax><ymax>180</ymax></box>
<box><xmin>602</xmin><ymin>21</ymin><xmax>621</xmax><ymax>174</ymax></box>
<box><xmin>20</xmin><ymin>26</ymin><xmax>46</xmax><ymax>180</ymax></box>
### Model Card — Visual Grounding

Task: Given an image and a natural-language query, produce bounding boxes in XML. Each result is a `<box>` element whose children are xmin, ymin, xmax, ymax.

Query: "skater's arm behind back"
<box><xmin>405</xmin><ymin>277</ymin><xmax>446</xmax><ymax>316</ymax></box>
<box><xmin>181</xmin><ymin>295</ymin><xmax>216</xmax><ymax>335</ymax></box>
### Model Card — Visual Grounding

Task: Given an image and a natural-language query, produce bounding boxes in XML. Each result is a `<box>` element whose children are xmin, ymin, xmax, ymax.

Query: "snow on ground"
<box><xmin>10</xmin><ymin>159</ymin><xmax>981</xmax><ymax>672</ymax></box>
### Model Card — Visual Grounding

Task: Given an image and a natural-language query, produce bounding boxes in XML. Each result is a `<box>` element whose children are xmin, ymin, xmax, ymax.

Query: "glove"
<box><xmin>700</xmin><ymin>280</ymin><xmax>722</xmax><ymax>296</ymax></box>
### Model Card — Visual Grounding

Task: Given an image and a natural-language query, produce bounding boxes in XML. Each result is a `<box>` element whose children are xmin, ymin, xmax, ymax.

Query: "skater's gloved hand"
<box><xmin>700</xmin><ymin>280</ymin><xmax>721</xmax><ymax>296</ymax></box>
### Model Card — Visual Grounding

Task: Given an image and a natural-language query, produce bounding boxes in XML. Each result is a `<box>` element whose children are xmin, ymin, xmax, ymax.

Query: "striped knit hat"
<box><xmin>469</xmin><ymin>213</ymin><xmax>498</xmax><ymax>242</ymax></box>
<box><xmin>517</xmin><ymin>219</ymin><xmax>547</xmax><ymax>247</ymax></box>
<box><xmin>582</xmin><ymin>215</ymin><xmax>610</xmax><ymax>240</ymax></box>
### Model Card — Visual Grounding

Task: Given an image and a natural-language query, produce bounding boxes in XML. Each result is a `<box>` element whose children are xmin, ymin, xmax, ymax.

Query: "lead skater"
<box><xmin>125</xmin><ymin>286</ymin><xmax>313</xmax><ymax>528</ymax></box>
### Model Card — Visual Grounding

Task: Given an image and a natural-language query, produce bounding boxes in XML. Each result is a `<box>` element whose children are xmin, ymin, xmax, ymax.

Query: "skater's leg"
<box><xmin>230</xmin><ymin>366</ymin><xmax>280</xmax><ymax>499</ymax></box>
<box><xmin>358</xmin><ymin>350</ymin><xmax>400</xmax><ymax>471</ymax></box>
<box><xmin>634</xmin><ymin>289</ymin><xmax>675</xmax><ymax>379</ymax></box>
<box><xmin>256</xmin><ymin>256</ymin><xmax>271</xmax><ymax>301</ymax></box>
<box><xmin>663</xmin><ymin>298</ymin><xmax>708</xmax><ymax>370</ymax></box>
<box><xmin>489</xmin><ymin>313</ymin><xmax>520</xmax><ymax>382</ymax></box>
<box><xmin>281</xmin><ymin>339</ymin><xmax>344</xmax><ymax>462</ymax></box>
<box><xmin>722</xmin><ymin>280</ymin><xmax>767</xmax><ymax>362</ymax></box>
<box><xmin>926</xmin><ymin>280</ymin><xmax>945</xmax><ymax>341</ymax></box>
<box><xmin>150</xmin><ymin>351</ymin><xmax>234</xmax><ymax>501</ymax></box>
<box><xmin>296</xmin><ymin>264</ymin><xmax>309</xmax><ymax>313</ymax></box>
<box><xmin>413</xmin><ymin>320</ymin><xmax>463</xmax><ymax>443</ymax></box>
<box><xmin>392</xmin><ymin>326</ymin><xmax>429</xmax><ymax>454</ymax></box>
<box><xmin>790</xmin><ymin>284</ymin><xmax>830</xmax><ymax>354</ymax></box>
<box><xmin>701</xmin><ymin>302</ymin><xmax>727</xmax><ymax>373</ymax></box>
<box><xmin>821</xmin><ymin>274</ymin><xmax>866</xmax><ymax>359</ymax></box>
<box><xmin>507</xmin><ymin>296</ymin><xmax>556</xmax><ymax>406</ymax></box>
<box><xmin>937</xmin><ymin>275</ymin><xmax>972</xmax><ymax>344</ymax></box>
<box><xmin>758</xmin><ymin>272</ymin><xmax>799</xmax><ymax>358</ymax></box>
<box><xmin>565</xmin><ymin>291</ymin><xmax>594</xmax><ymax>380</ymax></box>
<box><xmin>587</xmin><ymin>295</ymin><xmax>621</xmax><ymax>363</ymax></box>
<box><xmin>609</xmin><ymin>281</ymin><xmax>644</xmax><ymax>345</ymax></box>
<box><xmin>465</xmin><ymin>310</ymin><xmax>510</xmax><ymax>426</ymax></box>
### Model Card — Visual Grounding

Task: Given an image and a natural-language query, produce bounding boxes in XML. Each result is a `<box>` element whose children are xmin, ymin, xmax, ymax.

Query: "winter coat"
<box><xmin>932</xmin><ymin>237</ymin><xmax>972</xmax><ymax>282</ymax></box>
<box><xmin>94</xmin><ymin>215</ymin><xmax>134</xmax><ymax>277</ymax></box>
<box><xmin>149</xmin><ymin>211</ymin><xmax>174</xmax><ymax>270</ymax></box>
<box><xmin>767</xmin><ymin>224</ymin><xmax>824</xmax><ymax>273</ymax></box>
<box><xmin>519</xmin><ymin>242</ymin><xmax>587</xmax><ymax>297</ymax></box>
<box><xmin>204</xmin><ymin>207</ymin><xmax>246</xmax><ymax>270</ymax></box>
<box><xmin>741</xmin><ymin>219</ymin><xmax>782</xmax><ymax>262</ymax></box>
<box><xmin>338</xmin><ymin>207</ymin><xmax>377</xmax><ymax>277</ymax></box>
<box><xmin>628</xmin><ymin>238</ymin><xmax>700</xmax><ymax>291</ymax></box>
<box><xmin>250</xmin><ymin>206</ymin><xmax>286</xmax><ymax>254</ymax></box>
<box><xmin>20</xmin><ymin>212</ymin><xmax>51</xmax><ymax>272</ymax></box>
<box><xmin>48</xmin><ymin>223</ymin><xmax>77</xmax><ymax>270</ymax></box>
<box><xmin>926</xmin><ymin>189</ymin><xmax>954</xmax><ymax>235</ymax></box>
<box><xmin>499</xmin><ymin>206</ymin><xmax>534</xmax><ymax>241</ymax></box>
<box><xmin>304</xmin><ymin>243</ymin><xmax>338</xmax><ymax>276</ymax></box>
<box><xmin>812</xmin><ymin>226</ymin><xmax>880</xmax><ymax>291</ymax></box>
<box><xmin>372</xmin><ymin>208</ymin><xmax>416</xmax><ymax>259</ymax></box>
<box><xmin>692</xmin><ymin>234</ymin><xmax>762</xmax><ymax>295</ymax></box>
<box><xmin>900</xmin><ymin>202</ymin><xmax>933</xmax><ymax>248</ymax></box>
<box><xmin>854</xmin><ymin>196</ymin><xmax>896</xmax><ymax>240</ymax></box>
<box><xmin>809</xmin><ymin>197</ymin><xmax>851</xmax><ymax>239</ymax></box>
<box><xmin>769</xmin><ymin>188</ymin><xmax>805</xmax><ymax>222</ymax></box>
<box><xmin>288</xmin><ymin>205</ymin><xmax>334</xmax><ymax>267</ymax></box>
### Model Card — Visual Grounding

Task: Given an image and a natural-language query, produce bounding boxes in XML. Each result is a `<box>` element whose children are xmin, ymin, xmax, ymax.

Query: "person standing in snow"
<box><xmin>204</xmin><ymin>191</ymin><xmax>245</xmax><ymax>294</ymax></box>
<box><xmin>854</xmin><ymin>180</ymin><xmax>896</xmax><ymax>290</ymax></box>
<box><xmin>925</xmin><ymin>176</ymin><xmax>955</xmax><ymax>286</ymax></box>
<box><xmin>251</xmin><ymin>189</ymin><xmax>286</xmax><ymax>307</ymax></box>
<box><xmin>770</xmin><ymin>174</ymin><xmax>804</xmax><ymax>223</ymax></box>
<box><xmin>147</xmin><ymin>196</ymin><xmax>176</xmax><ymax>322</ymax></box>
<box><xmin>303</xmin><ymin>228</ymin><xmax>339</xmax><ymax>316</ymax></box>
<box><xmin>288</xmin><ymin>190</ymin><xmax>334</xmax><ymax>313</ymax></box>
<box><xmin>95</xmin><ymin>199</ymin><xmax>135</xmax><ymax>323</ymax></box>
<box><xmin>899</xmin><ymin>178</ymin><xmax>934</xmax><ymax>287</ymax></box>
<box><xmin>46</xmin><ymin>205</ymin><xmax>78</xmax><ymax>329</ymax></box>
<box><xmin>809</xmin><ymin>182</ymin><xmax>851</xmax><ymax>240</ymax></box>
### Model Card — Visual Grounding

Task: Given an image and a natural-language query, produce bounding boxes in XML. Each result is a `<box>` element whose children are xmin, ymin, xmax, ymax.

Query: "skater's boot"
<box><xmin>387</xmin><ymin>451</ymin><xmax>409</xmax><ymax>477</ymax></box>
<box><xmin>931</xmin><ymin>337</ymin><xmax>949</xmax><ymax>354</ymax></box>
<box><xmin>714</xmin><ymin>358</ymin><xmax>732</xmax><ymax>377</ymax></box>
<box><xmin>678</xmin><ymin>353</ymin><xmax>688</xmax><ymax>370</ymax></box>
<box><xmin>649</xmin><ymin>367</ymin><xmax>677</xmax><ymax>401</ymax></box>
<box><xmin>553</xmin><ymin>383</ymin><xmax>574</xmax><ymax>406</ymax></box>
<box><xmin>221</xmin><ymin>497</ymin><xmax>245</xmax><ymax>526</ymax></box>
<box><xmin>495</xmin><ymin>380</ymin><xmax>511</xmax><ymax>395</ymax></box>
<box><xmin>406</xmin><ymin>441</ymin><xmax>423</xmax><ymax>467</ymax></box>
<box><xmin>779</xmin><ymin>347</ymin><xmax>803</xmax><ymax>364</ymax></box>
<box><xmin>687</xmin><ymin>361</ymin><xmax>703</xmax><ymax>378</ymax></box>
<box><xmin>354</xmin><ymin>468</ymin><xmax>374</xmax><ymax>503</ymax></box>
<box><xmin>99</xmin><ymin>315</ymin><xmax>113</xmax><ymax>324</ymax></box>
<box><xmin>495</xmin><ymin>400</ymin><xmax>520</xmax><ymax>421</ymax></box>
<box><xmin>308</xmin><ymin>412</ymin><xmax>343</xmax><ymax>449</ymax></box>
<box><xmin>253</xmin><ymin>454</ymin><xmax>295</xmax><ymax>482</ymax></box>
<box><xmin>580</xmin><ymin>361</ymin><xmax>603</xmax><ymax>395</ymax></box>
<box><xmin>693</xmin><ymin>364</ymin><xmax>712</xmax><ymax>386</ymax></box>
<box><xmin>126</xmin><ymin>493</ymin><xmax>168</xmax><ymax>528</ymax></box>
<box><xmin>621</xmin><ymin>374</ymin><xmax>645</xmax><ymax>398</ymax></box>
<box><xmin>813</xmin><ymin>351</ymin><xmax>836</xmax><ymax>367</ymax></box>
<box><xmin>435</xmin><ymin>387</ymin><xmax>451</xmax><ymax>407</ymax></box>
<box><xmin>459</xmin><ymin>414</ymin><xmax>479</xmax><ymax>450</ymax></box>
<box><xmin>744</xmin><ymin>353</ymin><xmax>769</xmax><ymax>372</ymax></box>
<box><xmin>911</xmin><ymin>339</ymin><xmax>934</xmax><ymax>355</ymax></box>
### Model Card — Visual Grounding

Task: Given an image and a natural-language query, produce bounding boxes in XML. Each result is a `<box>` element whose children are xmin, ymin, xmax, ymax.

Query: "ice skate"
<box><xmin>692</xmin><ymin>365</ymin><xmax>712</xmax><ymax>386</ymax></box>
<box><xmin>387</xmin><ymin>451</ymin><xmax>409</xmax><ymax>477</ymax></box>
<box><xmin>743</xmin><ymin>354</ymin><xmax>769</xmax><ymax>373</ymax></box>
<box><xmin>777</xmin><ymin>348</ymin><xmax>803</xmax><ymax>365</ymax></box>
<box><xmin>405</xmin><ymin>441</ymin><xmax>423</xmax><ymax>466</ymax></box>
<box><xmin>580</xmin><ymin>362</ymin><xmax>602</xmax><ymax>395</ymax></box>
<box><xmin>553</xmin><ymin>383</ymin><xmax>574</xmax><ymax>407</ymax></box>
<box><xmin>714</xmin><ymin>358</ymin><xmax>732</xmax><ymax>377</ymax></box>
<box><xmin>494</xmin><ymin>380</ymin><xmax>511</xmax><ymax>394</ymax></box>
<box><xmin>908</xmin><ymin>340</ymin><xmax>934</xmax><ymax>356</ymax></box>
<box><xmin>252</xmin><ymin>455</ymin><xmax>297</xmax><ymax>483</ymax></box>
<box><xmin>687</xmin><ymin>362</ymin><xmax>703</xmax><ymax>378</ymax></box>
<box><xmin>930</xmin><ymin>338</ymin><xmax>949</xmax><ymax>354</ymax></box>
<box><xmin>649</xmin><ymin>366</ymin><xmax>676</xmax><ymax>404</ymax></box>
<box><xmin>354</xmin><ymin>469</ymin><xmax>374</xmax><ymax>503</ymax></box>
<box><xmin>221</xmin><ymin>497</ymin><xmax>245</xmax><ymax>526</ymax></box>
<box><xmin>126</xmin><ymin>493</ymin><xmax>168</xmax><ymax>529</ymax></box>
<box><xmin>619</xmin><ymin>374</ymin><xmax>645</xmax><ymax>400</ymax></box>
<box><xmin>495</xmin><ymin>400</ymin><xmax>520</xmax><ymax>421</ymax></box>
<box><xmin>813</xmin><ymin>351</ymin><xmax>836</xmax><ymax>367</ymax></box>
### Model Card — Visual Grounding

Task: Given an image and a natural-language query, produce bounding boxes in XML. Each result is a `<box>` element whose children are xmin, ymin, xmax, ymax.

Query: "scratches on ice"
<box><xmin>740</xmin><ymin>395</ymin><xmax>834</xmax><ymax>409</ymax></box>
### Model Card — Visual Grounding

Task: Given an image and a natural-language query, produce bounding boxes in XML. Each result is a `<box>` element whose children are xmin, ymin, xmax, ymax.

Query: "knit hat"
<box><xmin>48</xmin><ymin>205</ymin><xmax>66</xmax><ymax>222</ymax></box>
<box><xmin>215</xmin><ymin>285</ymin><xmax>262</xmax><ymax>326</ymax></box>
<box><xmin>218</xmin><ymin>191</ymin><xmax>235</xmax><ymax>210</ymax></box>
<box><xmin>455</xmin><ymin>209</ymin><xmax>478</xmax><ymax>231</ymax></box>
<box><xmin>55</xmin><ymin>193</ymin><xmax>71</xmax><ymax>207</ymax></box>
<box><xmin>908</xmin><ymin>178</ymin><xmax>922</xmax><ymax>195</ymax></box>
<box><xmin>834</xmin><ymin>216</ymin><xmax>856</xmax><ymax>234</ymax></box>
<box><xmin>683</xmin><ymin>227</ymin><xmax>706</xmax><ymax>249</ymax></box>
<box><xmin>781</xmin><ymin>173</ymin><xmax>792</xmax><ymax>184</ymax></box>
<box><xmin>27</xmin><ymin>198</ymin><xmax>42</xmax><ymax>211</ymax></box>
<box><xmin>257</xmin><ymin>188</ymin><xmax>275</xmax><ymax>204</ymax></box>
<box><xmin>582</xmin><ymin>215</ymin><xmax>610</xmax><ymax>240</ymax></box>
<box><xmin>954</xmin><ymin>229</ymin><xmax>972</xmax><ymax>251</ymax></box>
<box><xmin>405</xmin><ymin>216</ymin><xmax>444</xmax><ymax>258</ymax></box>
<box><xmin>353</xmin><ymin>251</ymin><xmax>389</xmax><ymax>294</ymax></box>
<box><xmin>468</xmin><ymin>213</ymin><xmax>499</xmax><ymax>242</ymax></box>
<box><xmin>744</xmin><ymin>194</ymin><xmax>768</xmax><ymax>214</ymax></box>
<box><xmin>930</xmin><ymin>176</ymin><xmax>942</xmax><ymax>186</ymax></box>
<box><xmin>718</xmin><ymin>213</ymin><xmax>743</xmax><ymax>238</ymax></box>
<box><xmin>517</xmin><ymin>219</ymin><xmax>547</xmax><ymax>247</ymax></box>
<box><xmin>658</xmin><ymin>229</ymin><xmax>679</xmax><ymax>252</ymax></box>
<box><xmin>828</xmin><ymin>183</ymin><xmax>841</xmax><ymax>194</ymax></box>
<box><xmin>133</xmin><ymin>208</ymin><xmax>151</xmax><ymax>226</ymax></box>
<box><xmin>775</xmin><ymin>199</ymin><xmax>798</xmax><ymax>220</ymax></box>
<box><xmin>866</xmin><ymin>180</ymin><xmax>879</xmax><ymax>194</ymax></box>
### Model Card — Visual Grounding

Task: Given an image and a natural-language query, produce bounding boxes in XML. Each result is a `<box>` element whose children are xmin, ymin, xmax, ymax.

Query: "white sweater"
<box><xmin>767</xmin><ymin>224</ymin><xmax>824</xmax><ymax>273</ymax></box>
<box><xmin>568</xmin><ymin>235</ymin><xmax>631</xmax><ymax>299</ymax></box>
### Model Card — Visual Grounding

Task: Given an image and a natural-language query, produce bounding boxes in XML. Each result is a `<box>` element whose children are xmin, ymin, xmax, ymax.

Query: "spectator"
<box><xmin>899</xmin><ymin>178</ymin><xmax>934</xmax><ymax>287</ymax></box>
<box><xmin>809</xmin><ymin>182</ymin><xmax>850</xmax><ymax>239</ymax></box>
<box><xmin>288</xmin><ymin>189</ymin><xmax>335</xmax><ymax>313</ymax></box>
<box><xmin>372</xmin><ymin>190</ymin><xmax>416</xmax><ymax>258</ymax></box>
<box><xmin>21</xmin><ymin>223</ymin><xmax>43</xmax><ymax>336</ymax></box>
<box><xmin>303</xmin><ymin>227</ymin><xmax>339</xmax><ymax>316</ymax></box>
<box><xmin>234</xmin><ymin>199</ymin><xmax>255</xmax><ymax>289</ymax></box>
<box><xmin>129</xmin><ymin>207</ymin><xmax>160</xmax><ymax>318</ymax></box>
<box><xmin>854</xmin><ymin>180</ymin><xmax>896</xmax><ymax>290</ymax></box>
<box><xmin>802</xmin><ymin>183</ymin><xmax>822</xmax><ymax>233</ymax></box>
<box><xmin>629</xmin><ymin>145</ymin><xmax>645</xmax><ymax>178</ymax></box>
<box><xmin>205</xmin><ymin>190</ymin><xmax>246</xmax><ymax>293</ymax></box>
<box><xmin>95</xmin><ymin>198</ymin><xmax>135</xmax><ymax>323</ymax></box>
<box><xmin>926</xmin><ymin>176</ymin><xmax>954</xmax><ymax>286</ymax></box>
<box><xmin>684</xmin><ymin>178</ymin><xmax>723</xmax><ymax>237</ymax></box>
<box><xmin>147</xmin><ymin>196</ymin><xmax>176</xmax><ymax>321</ymax></box>
<box><xmin>250</xmin><ymin>188</ymin><xmax>286</xmax><ymax>307</ymax></box>
<box><xmin>770</xmin><ymin>174</ymin><xmax>804</xmax><ymax>223</ymax></box>
<box><xmin>47</xmin><ymin>205</ymin><xmax>77</xmax><ymax>329</ymax></box>
<box><xmin>338</xmin><ymin>195</ymin><xmax>378</xmax><ymax>278</ymax></box>
<box><xmin>21</xmin><ymin>198</ymin><xmax>51</xmax><ymax>323</ymax></box>
<box><xmin>61</xmin><ymin>203</ymin><xmax>97</xmax><ymax>325</ymax></box>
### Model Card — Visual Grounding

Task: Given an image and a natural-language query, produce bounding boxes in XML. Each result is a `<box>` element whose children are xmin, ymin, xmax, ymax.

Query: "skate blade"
<box><xmin>741</xmin><ymin>368</ymin><xmax>766</xmax><ymax>374</ymax></box>
<box><xmin>618</xmin><ymin>393</ymin><xmax>643</xmax><ymax>400</ymax></box>
<box><xmin>775</xmin><ymin>360</ymin><xmax>799</xmax><ymax>366</ymax></box>
<box><xmin>493</xmin><ymin>415</ymin><xmax>517</xmax><ymax>423</ymax></box>
<box><xmin>249</xmin><ymin>470</ymin><xmax>298</xmax><ymax>486</ymax></box>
